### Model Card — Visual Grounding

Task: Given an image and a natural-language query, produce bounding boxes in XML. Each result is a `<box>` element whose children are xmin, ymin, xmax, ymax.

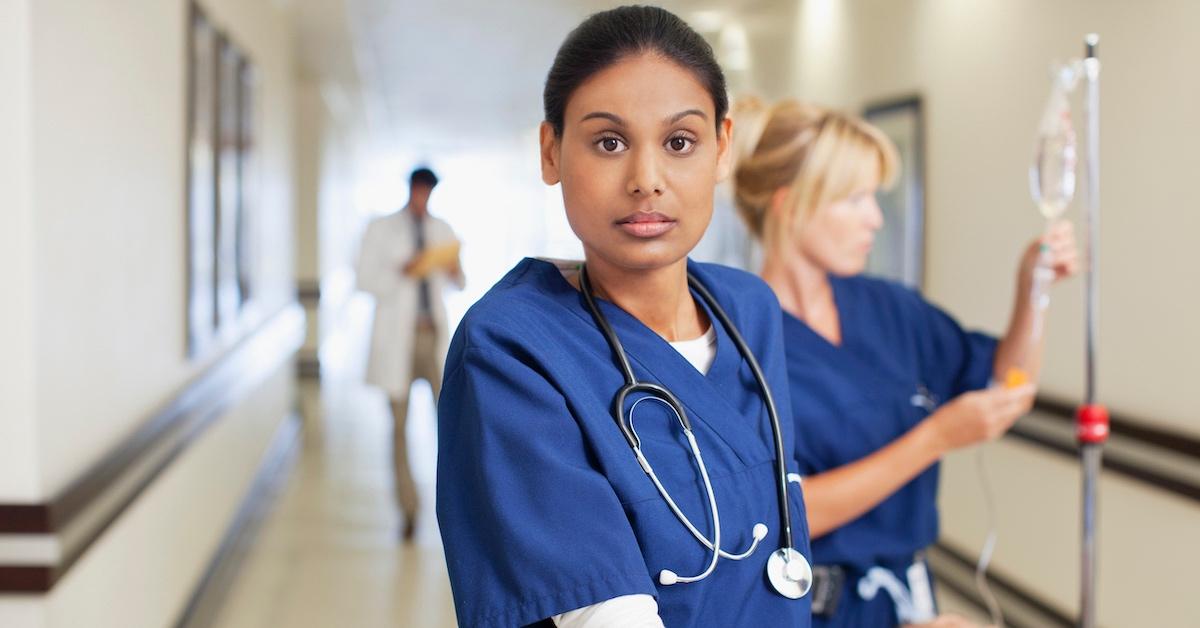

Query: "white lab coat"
<box><xmin>355</xmin><ymin>208</ymin><xmax>463</xmax><ymax>398</ymax></box>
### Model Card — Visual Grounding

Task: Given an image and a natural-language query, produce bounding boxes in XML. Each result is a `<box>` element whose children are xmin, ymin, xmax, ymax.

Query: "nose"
<box><xmin>865</xmin><ymin>195</ymin><xmax>884</xmax><ymax>231</ymax></box>
<box><xmin>626</xmin><ymin>147</ymin><xmax>664</xmax><ymax>197</ymax></box>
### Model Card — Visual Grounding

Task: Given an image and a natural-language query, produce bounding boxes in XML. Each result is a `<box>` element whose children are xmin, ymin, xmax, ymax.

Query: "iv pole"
<box><xmin>1076</xmin><ymin>33</ymin><xmax>1108</xmax><ymax>628</ymax></box>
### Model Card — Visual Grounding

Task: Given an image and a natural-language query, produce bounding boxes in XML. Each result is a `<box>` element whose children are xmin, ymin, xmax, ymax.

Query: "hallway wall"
<box><xmin>0</xmin><ymin>1</ymin><xmax>301</xmax><ymax>627</ymax></box>
<box><xmin>780</xmin><ymin>1</ymin><xmax>1200</xmax><ymax>625</ymax></box>
<box><xmin>788</xmin><ymin>0</ymin><xmax>1198</xmax><ymax>432</ymax></box>
<box><xmin>0</xmin><ymin>0</ymin><xmax>38</xmax><ymax>501</ymax></box>
<box><xmin>27</xmin><ymin>0</ymin><xmax>298</xmax><ymax>499</ymax></box>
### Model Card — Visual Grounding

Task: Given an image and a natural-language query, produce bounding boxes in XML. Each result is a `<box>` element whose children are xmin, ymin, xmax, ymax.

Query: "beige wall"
<box><xmin>294</xmin><ymin>75</ymin><xmax>367</xmax><ymax>360</ymax></box>
<box><xmin>28</xmin><ymin>0</ymin><xmax>297</xmax><ymax>499</ymax></box>
<box><xmin>788</xmin><ymin>0</ymin><xmax>1200</xmax><ymax>434</ymax></box>
<box><xmin>0</xmin><ymin>0</ymin><xmax>39</xmax><ymax>501</ymax></box>
<box><xmin>777</xmin><ymin>0</ymin><xmax>1200</xmax><ymax>624</ymax></box>
<box><xmin>941</xmin><ymin>436</ymin><xmax>1200</xmax><ymax>626</ymax></box>
<box><xmin>44</xmin><ymin>370</ymin><xmax>295</xmax><ymax>628</ymax></box>
<box><xmin>1</xmin><ymin>0</ymin><xmax>300</xmax><ymax>626</ymax></box>
<box><xmin>0</xmin><ymin>370</ymin><xmax>295</xmax><ymax>628</ymax></box>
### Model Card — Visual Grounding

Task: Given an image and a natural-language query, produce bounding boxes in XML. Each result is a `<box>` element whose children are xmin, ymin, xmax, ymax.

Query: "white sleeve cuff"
<box><xmin>552</xmin><ymin>593</ymin><xmax>664</xmax><ymax>628</ymax></box>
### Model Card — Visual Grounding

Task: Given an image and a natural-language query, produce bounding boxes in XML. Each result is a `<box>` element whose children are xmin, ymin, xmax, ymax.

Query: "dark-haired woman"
<box><xmin>436</xmin><ymin>6</ymin><xmax>813</xmax><ymax>628</ymax></box>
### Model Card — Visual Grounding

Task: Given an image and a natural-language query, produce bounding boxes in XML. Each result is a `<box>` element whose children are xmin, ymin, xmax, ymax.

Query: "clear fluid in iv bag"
<box><xmin>1030</xmin><ymin>66</ymin><xmax>1078</xmax><ymax>219</ymax></box>
<box><xmin>1032</xmin><ymin>130</ymin><xmax>1076</xmax><ymax>219</ymax></box>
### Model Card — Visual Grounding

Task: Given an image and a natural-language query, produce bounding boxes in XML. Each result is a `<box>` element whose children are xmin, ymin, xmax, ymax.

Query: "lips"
<box><xmin>616</xmin><ymin>211</ymin><xmax>677</xmax><ymax>238</ymax></box>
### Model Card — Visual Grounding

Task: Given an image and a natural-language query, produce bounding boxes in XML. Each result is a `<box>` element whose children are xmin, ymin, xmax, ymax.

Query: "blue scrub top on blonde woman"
<box><xmin>785</xmin><ymin>274</ymin><xmax>998</xmax><ymax>627</ymax></box>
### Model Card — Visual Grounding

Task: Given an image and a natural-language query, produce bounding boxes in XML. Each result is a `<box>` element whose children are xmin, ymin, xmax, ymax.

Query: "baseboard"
<box><xmin>173</xmin><ymin>412</ymin><xmax>303</xmax><ymax>628</ymax></box>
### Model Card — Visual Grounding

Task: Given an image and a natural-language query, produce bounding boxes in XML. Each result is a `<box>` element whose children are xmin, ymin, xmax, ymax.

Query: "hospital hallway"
<box><xmin>4</xmin><ymin>1</ymin><xmax>1200</xmax><ymax>627</ymax></box>
<box><xmin>186</xmin><ymin>293</ymin><xmax>989</xmax><ymax>628</ymax></box>
<box><xmin>190</xmin><ymin>296</ymin><xmax>458</xmax><ymax>628</ymax></box>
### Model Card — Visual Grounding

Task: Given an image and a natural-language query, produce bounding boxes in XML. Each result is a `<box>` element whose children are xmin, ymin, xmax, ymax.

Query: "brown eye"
<box><xmin>595</xmin><ymin>136</ymin><xmax>627</xmax><ymax>153</ymax></box>
<box><xmin>666</xmin><ymin>135</ymin><xmax>695</xmax><ymax>154</ymax></box>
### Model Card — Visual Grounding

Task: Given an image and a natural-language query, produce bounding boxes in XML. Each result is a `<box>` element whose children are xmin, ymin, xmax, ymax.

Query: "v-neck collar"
<box><xmin>782</xmin><ymin>273</ymin><xmax>852</xmax><ymax>353</ymax></box>
<box><xmin>525</xmin><ymin>258</ymin><xmax>773</xmax><ymax>465</ymax></box>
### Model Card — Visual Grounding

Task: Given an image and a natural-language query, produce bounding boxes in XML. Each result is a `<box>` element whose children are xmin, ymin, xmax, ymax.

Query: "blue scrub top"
<box><xmin>785</xmin><ymin>274</ymin><xmax>997</xmax><ymax>626</ymax></box>
<box><xmin>437</xmin><ymin>258</ymin><xmax>812</xmax><ymax>628</ymax></box>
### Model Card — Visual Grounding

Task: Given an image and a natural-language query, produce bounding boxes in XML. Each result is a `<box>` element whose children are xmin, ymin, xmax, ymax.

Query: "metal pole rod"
<box><xmin>1083</xmin><ymin>42</ymin><xmax>1100</xmax><ymax>407</ymax></box>
<box><xmin>1077</xmin><ymin>33</ymin><xmax>1107</xmax><ymax>628</ymax></box>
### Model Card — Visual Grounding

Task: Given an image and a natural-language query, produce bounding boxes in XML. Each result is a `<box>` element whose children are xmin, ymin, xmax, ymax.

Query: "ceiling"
<box><xmin>291</xmin><ymin>0</ymin><xmax>796</xmax><ymax>155</ymax></box>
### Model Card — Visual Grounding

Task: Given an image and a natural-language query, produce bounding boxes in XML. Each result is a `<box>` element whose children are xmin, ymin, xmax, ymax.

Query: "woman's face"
<box><xmin>795</xmin><ymin>160</ymin><xmax>885</xmax><ymax>277</ymax></box>
<box><xmin>540</xmin><ymin>53</ymin><xmax>731</xmax><ymax>272</ymax></box>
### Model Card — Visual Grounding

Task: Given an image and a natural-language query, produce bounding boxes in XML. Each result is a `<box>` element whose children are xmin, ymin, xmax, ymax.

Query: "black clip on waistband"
<box><xmin>810</xmin><ymin>565</ymin><xmax>846</xmax><ymax>618</ymax></box>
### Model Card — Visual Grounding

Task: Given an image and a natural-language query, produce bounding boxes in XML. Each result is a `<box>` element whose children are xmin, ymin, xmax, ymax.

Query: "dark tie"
<box><xmin>414</xmin><ymin>215</ymin><xmax>432</xmax><ymax>321</ymax></box>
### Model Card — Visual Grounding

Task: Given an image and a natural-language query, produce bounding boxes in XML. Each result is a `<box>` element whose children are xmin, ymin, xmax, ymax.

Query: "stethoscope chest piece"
<box><xmin>767</xmin><ymin>548</ymin><xmax>813</xmax><ymax>599</ymax></box>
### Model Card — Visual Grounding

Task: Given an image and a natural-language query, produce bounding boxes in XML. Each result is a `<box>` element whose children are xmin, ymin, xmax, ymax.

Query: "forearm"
<box><xmin>804</xmin><ymin>420</ymin><xmax>946</xmax><ymax>538</ymax></box>
<box><xmin>447</xmin><ymin>257</ymin><xmax>466</xmax><ymax>289</ymax></box>
<box><xmin>993</xmin><ymin>279</ymin><xmax>1045</xmax><ymax>382</ymax></box>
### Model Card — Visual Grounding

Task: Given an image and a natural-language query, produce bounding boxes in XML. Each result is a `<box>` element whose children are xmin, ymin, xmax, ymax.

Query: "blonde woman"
<box><xmin>731</xmin><ymin>99</ymin><xmax>1078</xmax><ymax>627</ymax></box>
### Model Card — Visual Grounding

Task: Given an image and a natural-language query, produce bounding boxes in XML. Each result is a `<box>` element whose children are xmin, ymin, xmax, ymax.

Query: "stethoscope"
<box><xmin>579</xmin><ymin>266</ymin><xmax>812</xmax><ymax>600</ymax></box>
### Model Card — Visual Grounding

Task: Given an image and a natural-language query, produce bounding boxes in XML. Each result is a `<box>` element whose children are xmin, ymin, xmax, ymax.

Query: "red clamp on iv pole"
<box><xmin>1076</xmin><ymin>404</ymin><xmax>1109</xmax><ymax>444</ymax></box>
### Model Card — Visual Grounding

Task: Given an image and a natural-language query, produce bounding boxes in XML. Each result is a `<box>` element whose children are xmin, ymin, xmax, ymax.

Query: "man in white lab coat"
<box><xmin>355</xmin><ymin>167</ymin><xmax>463</xmax><ymax>541</ymax></box>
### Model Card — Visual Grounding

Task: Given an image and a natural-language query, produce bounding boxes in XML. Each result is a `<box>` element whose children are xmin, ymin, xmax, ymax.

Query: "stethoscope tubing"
<box><xmin>578</xmin><ymin>266</ymin><xmax>795</xmax><ymax>554</ymax></box>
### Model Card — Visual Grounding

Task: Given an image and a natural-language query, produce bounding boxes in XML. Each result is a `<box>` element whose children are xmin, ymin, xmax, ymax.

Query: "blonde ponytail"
<box><xmin>728</xmin><ymin>97</ymin><xmax>775</xmax><ymax>239</ymax></box>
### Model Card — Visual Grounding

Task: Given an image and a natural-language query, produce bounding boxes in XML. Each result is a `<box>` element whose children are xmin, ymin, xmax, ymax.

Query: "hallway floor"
<box><xmin>208</xmin><ymin>297</ymin><xmax>457</xmax><ymax>628</ymax></box>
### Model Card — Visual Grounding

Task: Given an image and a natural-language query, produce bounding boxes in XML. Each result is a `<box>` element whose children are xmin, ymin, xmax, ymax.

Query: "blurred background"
<box><xmin>1</xmin><ymin>1</ymin><xmax>1197</xmax><ymax>627</ymax></box>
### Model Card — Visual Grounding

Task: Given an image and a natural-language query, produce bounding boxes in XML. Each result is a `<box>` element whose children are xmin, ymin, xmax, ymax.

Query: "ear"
<box><xmin>539</xmin><ymin>121</ymin><xmax>561</xmax><ymax>185</ymax></box>
<box><xmin>715</xmin><ymin>116</ymin><xmax>734</xmax><ymax>181</ymax></box>
<box><xmin>769</xmin><ymin>186</ymin><xmax>792</xmax><ymax>218</ymax></box>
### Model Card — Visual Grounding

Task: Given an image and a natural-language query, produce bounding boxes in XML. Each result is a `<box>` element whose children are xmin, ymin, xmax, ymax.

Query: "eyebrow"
<box><xmin>579</xmin><ymin>109</ymin><xmax>709</xmax><ymax>127</ymax></box>
<box><xmin>668</xmin><ymin>109</ymin><xmax>707</xmax><ymax>124</ymax></box>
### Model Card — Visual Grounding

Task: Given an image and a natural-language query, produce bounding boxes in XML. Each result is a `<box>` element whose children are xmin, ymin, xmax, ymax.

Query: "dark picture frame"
<box><xmin>186</xmin><ymin>6</ymin><xmax>219</xmax><ymax>357</ymax></box>
<box><xmin>215</xmin><ymin>34</ymin><xmax>243</xmax><ymax>332</ymax></box>
<box><xmin>863</xmin><ymin>95</ymin><xmax>926</xmax><ymax>288</ymax></box>
<box><xmin>236</xmin><ymin>57</ymin><xmax>258</xmax><ymax>307</ymax></box>
<box><xmin>186</xmin><ymin>2</ymin><xmax>259</xmax><ymax>358</ymax></box>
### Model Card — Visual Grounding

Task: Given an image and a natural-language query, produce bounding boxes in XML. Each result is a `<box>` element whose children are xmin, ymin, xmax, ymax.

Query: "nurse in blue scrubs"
<box><xmin>436</xmin><ymin>8</ymin><xmax>813</xmax><ymax>628</ymax></box>
<box><xmin>730</xmin><ymin>100</ymin><xmax>1078</xmax><ymax>627</ymax></box>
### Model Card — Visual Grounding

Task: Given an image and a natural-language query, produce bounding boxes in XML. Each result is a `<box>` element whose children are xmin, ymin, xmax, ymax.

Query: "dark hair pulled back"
<box><xmin>543</xmin><ymin>5</ymin><xmax>728</xmax><ymax>136</ymax></box>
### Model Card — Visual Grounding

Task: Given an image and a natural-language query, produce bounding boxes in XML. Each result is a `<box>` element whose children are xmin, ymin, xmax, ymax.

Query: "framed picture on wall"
<box><xmin>863</xmin><ymin>95</ymin><xmax>926</xmax><ymax>288</ymax></box>
<box><xmin>236</xmin><ymin>57</ymin><xmax>258</xmax><ymax>309</ymax></box>
<box><xmin>215</xmin><ymin>35</ymin><xmax>243</xmax><ymax>333</ymax></box>
<box><xmin>186</xmin><ymin>6</ymin><xmax>218</xmax><ymax>357</ymax></box>
<box><xmin>186</xmin><ymin>0</ymin><xmax>260</xmax><ymax>359</ymax></box>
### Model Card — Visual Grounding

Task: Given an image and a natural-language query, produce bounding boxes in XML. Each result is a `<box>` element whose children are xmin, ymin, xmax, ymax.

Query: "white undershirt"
<box><xmin>668</xmin><ymin>324</ymin><xmax>717</xmax><ymax>374</ymax></box>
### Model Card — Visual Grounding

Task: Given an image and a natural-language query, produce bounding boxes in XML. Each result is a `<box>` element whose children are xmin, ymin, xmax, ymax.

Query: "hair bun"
<box><xmin>730</xmin><ymin>96</ymin><xmax>772</xmax><ymax>171</ymax></box>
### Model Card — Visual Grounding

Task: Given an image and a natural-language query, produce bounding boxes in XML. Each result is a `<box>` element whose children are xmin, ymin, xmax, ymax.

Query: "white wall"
<box><xmin>44</xmin><ymin>370</ymin><xmax>295</xmax><ymax>628</ymax></box>
<box><xmin>294</xmin><ymin>75</ymin><xmax>371</xmax><ymax>364</ymax></box>
<box><xmin>28</xmin><ymin>0</ymin><xmax>297</xmax><ymax>499</ymax></box>
<box><xmin>1</xmin><ymin>0</ymin><xmax>300</xmax><ymax>626</ymax></box>
<box><xmin>942</xmin><ymin>436</ymin><xmax>1200</xmax><ymax>627</ymax></box>
<box><xmin>0</xmin><ymin>0</ymin><xmax>40</xmax><ymax>502</ymax></box>
<box><xmin>780</xmin><ymin>1</ymin><xmax>1200</xmax><ymax>624</ymax></box>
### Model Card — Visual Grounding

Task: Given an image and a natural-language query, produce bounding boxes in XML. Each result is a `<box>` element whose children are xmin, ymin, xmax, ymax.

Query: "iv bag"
<box><xmin>1030</xmin><ymin>64</ymin><xmax>1079</xmax><ymax>219</ymax></box>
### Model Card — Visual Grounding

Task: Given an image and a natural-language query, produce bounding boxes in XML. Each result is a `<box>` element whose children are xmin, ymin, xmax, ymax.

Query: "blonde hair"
<box><xmin>731</xmin><ymin>98</ymin><xmax>899</xmax><ymax>251</ymax></box>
